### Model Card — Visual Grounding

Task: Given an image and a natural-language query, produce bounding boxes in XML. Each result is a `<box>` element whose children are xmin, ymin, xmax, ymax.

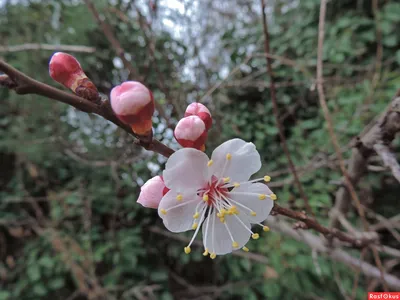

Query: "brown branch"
<box><xmin>260</xmin><ymin>0</ymin><xmax>314</xmax><ymax>217</ymax></box>
<box><xmin>0</xmin><ymin>59</ymin><xmax>174</xmax><ymax>158</ymax></box>
<box><xmin>0</xmin><ymin>44</ymin><xmax>96</xmax><ymax>53</ymax></box>
<box><xmin>316</xmin><ymin>0</ymin><xmax>388</xmax><ymax>290</ymax></box>
<box><xmin>272</xmin><ymin>204</ymin><xmax>376</xmax><ymax>248</ymax></box>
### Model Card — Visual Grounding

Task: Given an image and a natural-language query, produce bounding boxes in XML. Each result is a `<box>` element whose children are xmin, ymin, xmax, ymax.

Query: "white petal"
<box><xmin>163</xmin><ymin>148</ymin><xmax>209</xmax><ymax>191</ymax></box>
<box><xmin>209</xmin><ymin>138</ymin><xmax>261</xmax><ymax>182</ymax></box>
<box><xmin>158</xmin><ymin>190</ymin><xmax>202</xmax><ymax>233</ymax></box>
<box><xmin>202</xmin><ymin>210</ymin><xmax>251</xmax><ymax>255</ymax></box>
<box><xmin>229</xmin><ymin>183</ymin><xmax>273</xmax><ymax>223</ymax></box>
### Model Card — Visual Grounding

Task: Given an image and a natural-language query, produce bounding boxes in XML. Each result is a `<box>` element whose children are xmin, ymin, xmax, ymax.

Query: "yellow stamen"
<box><xmin>263</xmin><ymin>226</ymin><xmax>270</xmax><ymax>232</ymax></box>
<box><xmin>264</xmin><ymin>175</ymin><xmax>271</xmax><ymax>182</ymax></box>
<box><xmin>233</xmin><ymin>182</ymin><xmax>240</xmax><ymax>188</ymax></box>
<box><xmin>184</xmin><ymin>246</ymin><xmax>191</xmax><ymax>254</ymax></box>
<box><xmin>203</xmin><ymin>248</ymin><xmax>209</xmax><ymax>256</ymax></box>
<box><xmin>242</xmin><ymin>246</ymin><xmax>249</xmax><ymax>252</ymax></box>
<box><xmin>251</xmin><ymin>211</ymin><xmax>257</xmax><ymax>216</ymax></box>
<box><xmin>223</xmin><ymin>177</ymin><xmax>230</xmax><ymax>183</ymax></box>
<box><xmin>219</xmin><ymin>217</ymin><xmax>225</xmax><ymax>223</ymax></box>
<box><xmin>192</xmin><ymin>223</ymin><xmax>198</xmax><ymax>230</ymax></box>
<box><xmin>258</xmin><ymin>194</ymin><xmax>266</xmax><ymax>200</ymax></box>
<box><xmin>193</xmin><ymin>212</ymin><xmax>199</xmax><ymax>219</ymax></box>
<box><xmin>176</xmin><ymin>194</ymin><xmax>183</xmax><ymax>201</ymax></box>
<box><xmin>210</xmin><ymin>252</ymin><xmax>217</xmax><ymax>259</ymax></box>
<box><xmin>252</xmin><ymin>233</ymin><xmax>260</xmax><ymax>240</ymax></box>
<box><xmin>226</xmin><ymin>153</ymin><xmax>232</xmax><ymax>160</ymax></box>
<box><xmin>270</xmin><ymin>193</ymin><xmax>277</xmax><ymax>200</ymax></box>
<box><xmin>207</xmin><ymin>160</ymin><xmax>213</xmax><ymax>167</ymax></box>
<box><xmin>160</xmin><ymin>209</ymin><xmax>167</xmax><ymax>215</ymax></box>
<box><xmin>203</xmin><ymin>194</ymin><xmax>209</xmax><ymax>202</ymax></box>
<box><xmin>232</xmin><ymin>241</ymin><xmax>239</xmax><ymax>248</ymax></box>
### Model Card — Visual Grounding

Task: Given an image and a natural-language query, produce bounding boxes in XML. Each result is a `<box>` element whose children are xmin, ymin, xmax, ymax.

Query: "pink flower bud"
<box><xmin>184</xmin><ymin>102</ymin><xmax>212</xmax><ymax>131</ymax></box>
<box><xmin>174</xmin><ymin>116</ymin><xmax>207</xmax><ymax>151</ymax></box>
<box><xmin>49</xmin><ymin>52</ymin><xmax>99</xmax><ymax>102</ymax></box>
<box><xmin>137</xmin><ymin>176</ymin><xmax>169</xmax><ymax>209</ymax></box>
<box><xmin>110</xmin><ymin>81</ymin><xmax>155</xmax><ymax>136</ymax></box>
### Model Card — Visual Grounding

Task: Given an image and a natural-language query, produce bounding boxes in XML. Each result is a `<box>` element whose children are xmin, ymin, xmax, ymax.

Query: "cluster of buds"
<box><xmin>48</xmin><ymin>52</ymin><xmax>214</xmax><ymax>210</ymax></box>
<box><xmin>49</xmin><ymin>52</ymin><xmax>100</xmax><ymax>103</ymax></box>
<box><xmin>137</xmin><ymin>102</ymin><xmax>212</xmax><ymax>209</ymax></box>
<box><xmin>174</xmin><ymin>103</ymin><xmax>212</xmax><ymax>151</ymax></box>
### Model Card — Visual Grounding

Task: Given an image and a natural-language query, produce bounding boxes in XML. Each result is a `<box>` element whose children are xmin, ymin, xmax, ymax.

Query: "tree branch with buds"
<box><xmin>0</xmin><ymin>59</ymin><xmax>174</xmax><ymax>158</ymax></box>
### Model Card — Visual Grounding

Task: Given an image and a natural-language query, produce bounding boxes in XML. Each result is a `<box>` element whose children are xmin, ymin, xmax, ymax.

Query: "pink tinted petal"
<box><xmin>137</xmin><ymin>176</ymin><xmax>166</xmax><ymax>209</ymax></box>
<box><xmin>158</xmin><ymin>190</ymin><xmax>202</xmax><ymax>233</ymax></box>
<box><xmin>209</xmin><ymin>138</ymin><xmax>261</xmax><ymax>182</ymax></box>
<box><xmin>163</xmin><ymin>148</ymin><xmax>209</xmax><ymax>191</ymax></box>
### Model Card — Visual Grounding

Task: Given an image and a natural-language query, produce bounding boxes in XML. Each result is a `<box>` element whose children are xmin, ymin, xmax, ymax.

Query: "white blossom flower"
<box><xmin>158</xmin><ymin>138</ymin><xmax>277</xmax><ymax>258</ymax></box>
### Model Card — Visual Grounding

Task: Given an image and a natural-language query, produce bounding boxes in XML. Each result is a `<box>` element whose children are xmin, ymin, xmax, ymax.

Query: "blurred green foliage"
<box><xmin>1</xmin><ymin>0</ymin><xmax>399</xmax><ymax>299</ymax></box>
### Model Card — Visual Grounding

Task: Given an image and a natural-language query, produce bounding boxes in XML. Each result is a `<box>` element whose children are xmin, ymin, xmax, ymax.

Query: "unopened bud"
<box><xmin>184</xmin><ymin>102</ymin><xmax>212</xmax><ymax>131</ymax></box>
<box><xmin>49</xmin><ymin>52</ymin><xmax>99</xmax><ymax>102</ymax></box>
<box><xmin>174</xmin><ymin>115</ymin><xmax>207</xmax><ymax>151</ymax></box>
<box><xmin>110</xmin><ymin>81</ymin><xmax>155</xmax><ymax>137</ymax></box>
<box><xmin>137</xmin><ymin>176</ymin><xmax>169</xmax><ymax>209</ymax></box>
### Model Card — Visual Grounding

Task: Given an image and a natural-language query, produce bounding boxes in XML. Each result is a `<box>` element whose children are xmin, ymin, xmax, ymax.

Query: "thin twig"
<box><xmin>0</xmin><ymin>44</ymin><xmax>96</xmax><ymax>53</ymax></box>
<box><xmin>260</xmin><ymin>0</ymin><xmax>314</xmax><ymax>217</ymax></box>
<box><xmin>316</xmin><ymin>0</ymin><xmax>388</xmax><ymax>290</ymax></box>
<box><xmin>272</xmin><ymin>204</ymin><xmax>375</xmax><ymax>248</ymax></box>
<box><xmin>83</xmin><ymin>0</ymin><xmax>171</xmax><ymax>125</ymax></box>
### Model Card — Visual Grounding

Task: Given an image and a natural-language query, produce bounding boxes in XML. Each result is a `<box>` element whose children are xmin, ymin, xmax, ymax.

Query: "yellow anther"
<box><xmin>258</xmin><ymin>194</ymin><xmax>266</xmax><ymax>200</ymax></box>
<box><xmin>219</xmin><ymin>217</ymin><xmax>225</xmax><ymax>223</ymax></box>
<box><xmin>223</xmin><ymin>177</ymin><xmax>230</xmax><ymax>183</ymax></box>
<box><xmin>232</xmin><ymin>241</ymin><xmax>239</xmax><ymax>248</ymax></box>
<box><xmin>242</xmin><ymin>246</ymin><xmax>249</xmax><ymax>252</ymax></box>
<box><xmin>203</xmin><ymin>194</ymin><xmax>209</xmax><ymax>202</ymax></box>
<box><xmin>270</xmin><ymin>193</ymin><xmax>277</xmax><ymax>200</ymax></box>
<box><xmin>220</xmin><ymin>209</ymin><xmax>227</xmax><ymax>215</ymax></box>
<box><xmin>193</xmin><ymin>212</ymin><xmax>199</xmax><ymax>219</ymax></box>
<box><xmin>207</xmin><ymin>160</ymin><xmax>213</xmax><ymax>167</ymax></box>
<box><xmin>263</xmin><ymin>226</ymin><xmax>270</xmax><ymax>232</ymax></box>
<box><xmin>250</xmin><ymin>211</ymin><xmax>257</xmax><ymax>216</ymax></box>
<box><xmin>184</xmin><ymin>246</ymin><xmax>191</xmax><ymax>254</ymax></box>
<box><xmin>192</xmin><ymin>223</ymin><xmax>198</xmax><ymax>230</ymax></box>
<box><xmin>226</xmin><ymin>153</ymin><xmax>232</xmax><ymax>160</ymax></box>
<box><xmin>176</xmin><ymin>194</ymin><xmax>183</xmax><ymax>201</ymax></box>
<box><xmin>233</xmin><ymin>182</ymin><xmax>240</xmax><ymax>188</ymax></box>
<box><xmin>264</xmin><ymin>175</ymin><xmax>271</xmax><ymax>182</ymax></box>
<box><xmin>210</xmin><ymin>252</ymin><xmax>217</xmax><ymax>259</ymax></box>
<box><xmin>203</xmin><ymin>248</ymin><xmax>209</xmax><ymax>256</ymax></box>
<box><xmin>252</xmin><ymin>233</ymin><xmax>260</xmax><ymax>240</ymax></box>
<box><xmin>160</xmin><ymin>209</ymin><xmax>167</xmax><ymax>215</ymax></box>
